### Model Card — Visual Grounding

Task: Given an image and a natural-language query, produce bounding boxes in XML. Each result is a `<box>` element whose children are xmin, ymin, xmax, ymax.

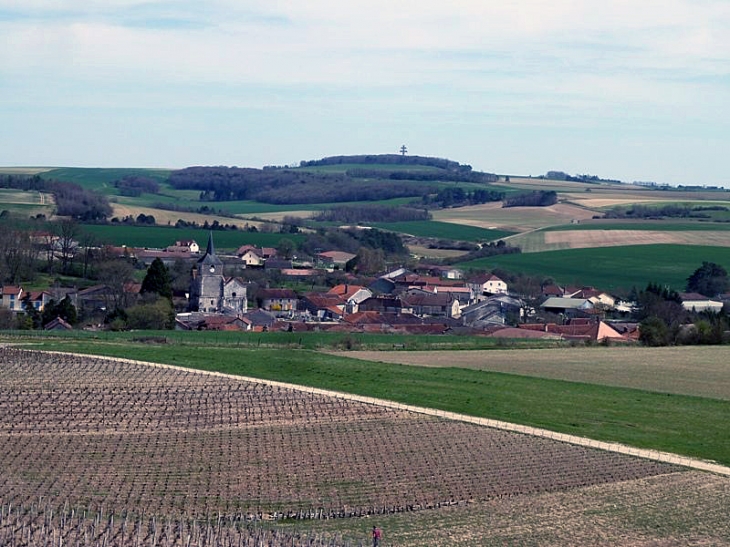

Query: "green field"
<box><xmin>42</xmin><ymin>167</ymin><xmax>172</xmax><ymax>193</ymax></box>
<box><xmin>80</xmin><ymin>224</ymin><xmax>305</xmax><ymax>250</ymax></box>
<box><xmin>457</xmin><ymin>244</ymin><xmax>730</xmax><ymax>292</ymax></box>
<box><xmin>371</xmin><ymin>220</ymin><xmax>514</xmax><ymax>241</ymax></box>
<box><xmin>13</xmin><ymin>336</ymin><xmax>730</xmax><ymax>466</ymax></box>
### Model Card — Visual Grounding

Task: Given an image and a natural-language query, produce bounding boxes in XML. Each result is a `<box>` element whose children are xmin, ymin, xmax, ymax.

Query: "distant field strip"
<box><xmin>372</xmin><ymin>220</ymin><xmax>514</xmax><ymax>241</ymax></box>
<box><xmin>344</xmin><ymin>346</ymin><xmax>730</xmax><ymax>401</ymax></box>
<box><xmin>511</xmin><ymin>229</ymin><xmax>730</xmax><ymax>252</ymax></box>
<box><xmin>434</xmin><ymin>202</ymin><xmax>598</xmax><ymax>233</ymax></box>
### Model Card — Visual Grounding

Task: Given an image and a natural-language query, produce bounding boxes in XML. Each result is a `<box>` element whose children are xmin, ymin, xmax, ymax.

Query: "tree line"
<box><xmin>503</xmin><ymin>191</ymin><xmax>558</xmax><ymax>208</ymax></box>
<box><xmin>296</xmin><ymin>154</ymin><xmax>473</xmax><ymax>172</ymax></box>
<box><xmin>603</xmin><ymin>204</ymin><xmax>728</xmax><ymax>220</ymax></box>
<box><xmin>313</xmin><ymin>205</ymin><xmax>431</xmax><ymax>224</ymax></box>
<box><xmin>346</xmin><ymin>168</ymin><xmax>497</xmax><ymax>183</ymax></box>
<box><xmin>168</xmin><ymin>166</ymin><xmax>442</xmax><ymax>204</ymax></box>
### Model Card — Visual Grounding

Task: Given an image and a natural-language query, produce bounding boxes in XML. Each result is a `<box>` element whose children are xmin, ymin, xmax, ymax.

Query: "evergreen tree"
<box><xmin>41</xmin><ymin>296</ymin><xmax>78</xmax><ymax>326</ymax></box>
<box><xmin>141</xmin><ymin>258</ymin><xmax>173</xmax><ymax>299</ymax></box>
<box><xmin>686</xmin><ymin>262</ymin><xmax>729</xmax><ymax>297</ymax></box>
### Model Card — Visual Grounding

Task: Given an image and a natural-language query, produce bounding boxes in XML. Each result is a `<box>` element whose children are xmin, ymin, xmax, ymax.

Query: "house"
<box><xmin>281</xmin><ymin>268</ymin><xmax>325</xmax><ymax>279</ymax></box>
<box><xmin>301</xmin><ymin>293</ymin><xmax>345</xmax><ymax>320</ymax></box>
<box><xmin>518</xmin><ymin>319</ymin><xmax>627</xmax><ymax>343</ymax></box>
<box><xmin>359</xmin><ymin>295</ymin><xmax>407</xmax><ymax>315</ymax></box>
<box><xmin>541</xmin><ymin>284</ymin><xmax>566</xmax><ymax>298</ymax></box>
<box><xmin>401</xmin><ymin>291</ymin><xmax>460</xmax><ymax>319</ymax></box>
<box><xmin>238</xmin><ymin>248</ymin><xmax>264</xmax><ymax>267</ymax></box>
<box><xmin>429</xmin><ymin>286</ymin><xmax>475</xmax><ymax>307</ymax></box>
<box><xmin>469</xmin><ymin>274</ymin><xmax>508</xmax><ymax>295</ymax></box>
<box><xmin>258</xmin><ymin>288</ymin><xmax>299</xmax><ymax>314</ymax></box>
<box><xmin>260</xmin><ymin>247</ymin><xmax>277</xmax><ymax>259</ymax></box>
<box><xmin>44</xmin><ymin>316</ymin><xmax>73</xmax><ymax>331</ymax></box>
<box><xmin>414</xmin><ymin>264</ymin><xmax>464</xmax><ymax>280</ymax></box>
<box><xmin>316</xmin><ymin>250</ymin><xmax>356</xmax><ymax>269</ymax></box>
<box><xmin>167</xmin><ymin>239</ymin><xmax>200</xmax><ymax>253</ymax></box>
<box><xmin>541</xmin><ymin>297</ymin><xmax>595</xmax><ymax>315</ymax></box>
<box><xmin>571</xmin><ymin>287</ymin><xmax>616</xmax><ymax>310</ymax></box>
<box><xmin>26</xmin><ymin>291</ymin><xmax>53</xmax><ymax>312</ymax></box>
<box><xmin>242</xmin><ymin>309</ymin><xmax>277</xmax><ymax>330</ymax></box>
<box><xmin>1</xmin><ymin>286</ymin><xmax>24</xmax><ymax>311</ymax></box>
<box><xmin>76</xmin><ymin>282</ymin><xmax>140</xmax><ymax>314</ymax></box>
<box><xmin>136</xmin><ymin>249</ymin><xmax>193</xmax><ymax>267</ymax></box>
<box><xmin>680</xmin><ymin>293</ymin><xmax>724</xmax><ymax>313</ymax></box>
<box><xmin>175</xmin><ymin>311</ymin><xmax>252</xmax><ymax>331</ymax></box>
<box><xmin>327</xmin><ymin>284</ymin><xmax>372</xmax><ymax>313</ymax></box>
<box><xmin>368</xmin><ymin>277</ymin><xmax>397</xmax><ymax>295</ymax></box>
<box><xmin>460</xmin><ymin>294</ymin><xmax>524</xmax><ymax>328</ymax></box>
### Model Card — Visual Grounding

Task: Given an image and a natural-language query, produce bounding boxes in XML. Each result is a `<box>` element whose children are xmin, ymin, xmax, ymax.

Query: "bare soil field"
<box><xmin>3</xmin><ymin>348</ymin><xmax>723</xmax><ymax>545</ymax></box>
<box><xmin>343</xmin><ymin>346</ymin><xmax>730</xmax><ymax>400</ymax></box>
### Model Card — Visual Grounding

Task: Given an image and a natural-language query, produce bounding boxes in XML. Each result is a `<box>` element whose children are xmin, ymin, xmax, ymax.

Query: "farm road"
<box><xmin>41</xmin><ymin>350</ymin><xmax>730</xmax><ymax>478</ymax></box>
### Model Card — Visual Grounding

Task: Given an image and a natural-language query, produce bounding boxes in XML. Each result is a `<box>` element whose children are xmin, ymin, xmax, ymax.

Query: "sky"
<box><xmin>1</xmin><ymin>1</ymin><xmax>730</xmax><ymax>187</ymax></box>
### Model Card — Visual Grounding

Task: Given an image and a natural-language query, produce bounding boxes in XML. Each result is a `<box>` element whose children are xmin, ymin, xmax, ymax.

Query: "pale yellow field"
<box><xmin>110</xmin><ymin>203</ymin><xmax>265</xmax><ymax>230</ymax></box>
<box><xmin>343</xmin><ymin>345</ymin><xmax>730</xmax><ymax>400</ymax></box>
<box><xmin>406</xmin><ymin>244</ymin><xmax>470</xmax><ymax>259</ymax></box>
<box><xmin>0</xmin><ymin>167</ymin><xmax>54</xmax><ymax>175</ymax></box>
<box><xmin>246</xmin><ymin>210</ymin><xmax>315</xmax><ymax>222</ymax></box>
<box><xmin>433</xmin><ymin>202</ymin><xmax>597</xmax><ymax>233</ymax></box>
<box><xmin>0</xmin><ymin>189</ymin><xmax>53</xmax><ymax>205</ymax></box>
<box><xmin>506</xmin><ymin>228</ymin><xmax>730</xmax><ymax>252</ymax></box>
<box><xmin>542</xmin><ymin>229</ymin><xmax>730</xmax><ymax>249</ymax></box>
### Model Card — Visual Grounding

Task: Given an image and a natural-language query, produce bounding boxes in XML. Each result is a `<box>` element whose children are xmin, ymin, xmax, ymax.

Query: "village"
<box><xmin>2</xmin><ymin>232</ymin><xmax>726</xmax><ymax>344</ymax></box>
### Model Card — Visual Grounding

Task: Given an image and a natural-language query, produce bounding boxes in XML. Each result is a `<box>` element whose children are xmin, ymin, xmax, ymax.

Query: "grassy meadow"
<box><xmin>10</xmin><ymin>334</ymin><xmax>730</xmax><ymax>466</ymax></box>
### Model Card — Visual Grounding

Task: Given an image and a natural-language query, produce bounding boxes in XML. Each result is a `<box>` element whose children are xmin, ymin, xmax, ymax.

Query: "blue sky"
<box><xmin>1</xmin><ymin>1</ymin><xmax>730</xmax><ymax>187</ymax></box>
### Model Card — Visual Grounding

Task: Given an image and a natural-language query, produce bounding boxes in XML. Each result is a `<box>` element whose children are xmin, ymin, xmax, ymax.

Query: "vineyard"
<box><xmin>0</xmin><ymin>348</ymin><xmax>701</xmax><ymax>546</ymax></box>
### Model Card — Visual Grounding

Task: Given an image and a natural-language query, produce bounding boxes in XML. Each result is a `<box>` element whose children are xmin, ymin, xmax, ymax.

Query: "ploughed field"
<box><xmin>0</xmin><ymin>348</ymin><xmax>723</xmax><ymax>546</ymax></box>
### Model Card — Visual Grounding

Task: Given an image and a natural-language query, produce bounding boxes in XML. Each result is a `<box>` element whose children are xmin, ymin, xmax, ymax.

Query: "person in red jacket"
<box><xmin>372</xmin><ymin>526</ymin><xmax>382</xmax><ymax>547</ymax></box>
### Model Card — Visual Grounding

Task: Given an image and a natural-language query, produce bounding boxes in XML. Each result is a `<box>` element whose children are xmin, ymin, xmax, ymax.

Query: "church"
<box><xmin>189</xmin><ymin>233</ymin><xmax>247</xmax><ymax>315</ymax></box>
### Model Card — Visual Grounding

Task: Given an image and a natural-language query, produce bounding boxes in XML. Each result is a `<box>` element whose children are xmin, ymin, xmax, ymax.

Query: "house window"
<box><xmin>232</xmin><ymin>292</ymin><xmax>236</xmax><ymax>298</ymax></box>
<box><xmin>210</xmin><ymin>300</ymin><xmax>215</xmax><ymax>305</ymax></box>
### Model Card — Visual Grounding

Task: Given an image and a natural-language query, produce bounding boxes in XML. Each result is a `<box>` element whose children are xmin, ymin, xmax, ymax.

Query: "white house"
<box><xmin>1</xmin><ymin>286</ymin><xmax>24</xmax><ymax>311</ymax></box>
<box><xmin>239</xmin><ymin>249</ymin><xmax>264</xmax><ymax>267</ymax></box>
<box><xmin>469</xmin><ymin>274</ymin><xmax>508</xmax><ymax>295</ymax></box>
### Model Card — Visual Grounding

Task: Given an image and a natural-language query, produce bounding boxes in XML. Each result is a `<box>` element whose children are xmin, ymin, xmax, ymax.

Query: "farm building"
<box><xmin>680</xmin><ymin>293</ymin><xmax>724</xmax><ymax>313</ymax></box>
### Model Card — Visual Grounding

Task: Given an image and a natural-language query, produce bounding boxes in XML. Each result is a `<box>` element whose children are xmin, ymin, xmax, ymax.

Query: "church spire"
<box><xmin>205</xmin><ymin>230</ymin><xmax>215</xmax><ymax>256</ymax></box>
<box><xmin>197</xmin><ymin>230</ymin><xmax>222</xmax><ymax>267</ymax></box>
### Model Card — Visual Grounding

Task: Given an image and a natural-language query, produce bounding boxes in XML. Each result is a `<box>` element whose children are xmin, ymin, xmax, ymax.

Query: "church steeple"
<box><xmin>205</xmin><ymin>231</ymin><xmax>215</xmax><ymax>256</ymax></box>
<box><xmin>197</xmin><ymin>231</ymin><xmax>223</xmax><ymax>268</ymax></box>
